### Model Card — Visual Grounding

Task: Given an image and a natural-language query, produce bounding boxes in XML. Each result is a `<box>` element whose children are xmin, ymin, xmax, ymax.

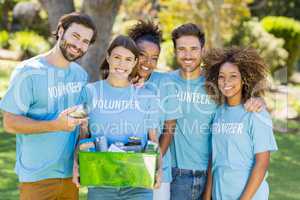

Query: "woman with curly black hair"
<box><xmin>128</xmin><ymin>20</ymin><xmax>162</xmax><ymax>83</ymax></box>
<box><xmin>203</xmin><ymin>47</ymin><xmax>278</xmax><ymax>200</ymax></box>
<box><xmin>128</xmin><ymin>20</ymin><xmax>182</xmax><ymax>200</ymax></box>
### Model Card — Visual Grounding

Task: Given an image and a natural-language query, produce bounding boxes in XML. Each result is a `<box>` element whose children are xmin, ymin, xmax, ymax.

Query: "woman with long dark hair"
<box><xmin>74</xmin><ymin>35</ymin><xmax>161</xmax><ymax>200</ymax></box>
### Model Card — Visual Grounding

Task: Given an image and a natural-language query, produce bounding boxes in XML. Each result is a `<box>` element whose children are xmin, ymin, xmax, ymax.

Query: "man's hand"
<box><xmin>244</xmin><ymin>97</ymin><xmax>265</xmax><ymax>112</ymax></box>
<box><xmin>54</xmin><ymin>106</ymin><xmax>87</xmax><ymax>132</ymax></box>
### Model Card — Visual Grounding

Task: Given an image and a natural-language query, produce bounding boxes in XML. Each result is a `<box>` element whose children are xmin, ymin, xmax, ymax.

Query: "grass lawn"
<box><xmin>0</xmin><ymin>114</ymin><xmax>88</xmax><ymax>200</ymax></box>
<box><xmin>1</xmin><ymin>115</ymin><xmax>299</xmax><ymax>200</ymax></box>
<box><xmin>269</xmin><ymin>131</ymin><xmax>300</xmax><ymax>200</ymax></box>
<box><xmin>0</xmin><ymin>59</ymin><xmax>299</xmax><ymax>199</ymax></box>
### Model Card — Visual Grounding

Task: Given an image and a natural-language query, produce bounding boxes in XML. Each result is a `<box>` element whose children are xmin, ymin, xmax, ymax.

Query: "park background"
<box><xmin>0</xmin><ymin>0</ymin><xmax>299</xmax><ymax>199</ymax></box>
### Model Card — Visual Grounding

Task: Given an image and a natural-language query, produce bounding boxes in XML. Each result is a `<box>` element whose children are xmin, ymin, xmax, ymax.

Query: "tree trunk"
<box><xmin>81</xmin><ymin>0</ymin><xmax>122</xmax><ymax>82</ymax></box>
<box><xmin>189</xmin><ymin>0</ymin><xmax>223</xmax><ymax>48</ymax></box>
<box><xmin>207</xmin><ymin>0</ymin><xmax>222</xmax><ymax>48</ymax></box>
<box><xmin>38</xmin><ymin>0</ymin><xmax>75</xmax><ymax>32</ymax></box>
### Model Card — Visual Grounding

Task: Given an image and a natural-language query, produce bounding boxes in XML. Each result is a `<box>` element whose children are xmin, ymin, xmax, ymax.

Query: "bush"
<box><xmin>9</xmin><ymin>31</ymin><xmax>50</xmax><ymax>58</ymax></box>
<box><xmin>229</xmin><ymin>18</ymin><xmax>288</xmax><ymax>77</ymax></box>
<box><xmin>291</xmin><ymin>97</ymin><xmax>300</xmax><ymax>117</ymax></box>
<box><xmin>0</xmin><ymin>30</ymin><xmax>9</xmax><ymax>48</ymax></box>
<box><xmin>261</xmin><ymin>16</ymin><xmax>300</xmax><ymax>77</ymax></box>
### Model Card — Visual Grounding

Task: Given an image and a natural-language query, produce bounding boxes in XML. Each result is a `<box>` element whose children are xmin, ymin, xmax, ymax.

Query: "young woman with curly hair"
<box><xmin>128</xmin><ymin>20</ymin><xmax>182</xmax><ymax>200</ymax></box>
<box><xmin>203</xmin><ymin>47</ymin><xmax>278</xmax><ymax>200</ymax></box>
<box><xmin>128</xmin><ymin>20</ymin><xmax>162</xmax><ymax>83</ymax></box>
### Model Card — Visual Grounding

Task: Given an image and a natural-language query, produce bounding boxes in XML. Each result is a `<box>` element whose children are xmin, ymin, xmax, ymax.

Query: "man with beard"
<box><xmin>167</xmin><ymin>23</ymin><xmax>264</xmax><ymax>200</ymax></box>
<box><xmin>167</xmin><ymin>23</ymin><xmax>215</xmax><ymax>200</ymax></box>
<box><xmin>0</xmin><ymin>12</ymin><xmax>97</xmax><ymax>200</ymax></box>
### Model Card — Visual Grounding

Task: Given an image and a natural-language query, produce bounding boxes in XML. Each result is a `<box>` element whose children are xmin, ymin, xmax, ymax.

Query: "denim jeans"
<box><xmin>170</xmin><ymin>168</ymin><xmax>207</xmax><ymax>200</ymax></box>
<box><xmin>88</xmin><ymin>187</ymin><xmax>153</xmax><ymax>200</ymax></box>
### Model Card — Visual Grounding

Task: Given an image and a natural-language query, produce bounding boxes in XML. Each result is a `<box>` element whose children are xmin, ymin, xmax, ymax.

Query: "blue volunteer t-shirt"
<box><xmin>0</xmin><ymin>56</ymin><xmax>88</xmax><ymax>182</ymax></box>
<box><xmin>144</xmin><ymin>71</ymin><xmax>182</xmax><ymax>183</ymax></box>
<box><xmin>82</xmin><ymin>80</ymin><xmax>159</xmax><ymax>147</ymax></box>
<box><xmin>168</xmin><ymin>69</ymin><xmax>217</xmax><ymax>171</ymax></box>
<box><xmin>212</xmin><ymin>104</ymin><xmax>278</xmax><ymax>200</ymax></box>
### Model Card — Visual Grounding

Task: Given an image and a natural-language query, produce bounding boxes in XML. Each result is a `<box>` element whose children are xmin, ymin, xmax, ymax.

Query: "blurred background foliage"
<box><xmin>0</xmin><ymin>1</ymin><xmax>300</xmax><ymax>199</ymax></box>
<box><xmin>117</xmin><ymin>0</ymin><xmax>300</xmax><ymax>76</ymax></box>
<box><xmin>0</xmin><ymin>0</ymin><xmax>299</xmax><ymax>77</ymax></box>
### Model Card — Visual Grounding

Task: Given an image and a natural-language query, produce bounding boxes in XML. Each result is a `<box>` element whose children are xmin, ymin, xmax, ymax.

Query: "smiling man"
<box><xmin>0</xmin><ymin>12</ymin><xmax>97</xmax><ymax>200</ymax></box>
<box><xmin>167</xmin><ymin>23</ymin><xmax>265</xmax><ymax>200</ymax></box>
<box><xmin>167</xmin><ymin>23</ymin><xmax>216</xmax><ymax>200</ymax></box>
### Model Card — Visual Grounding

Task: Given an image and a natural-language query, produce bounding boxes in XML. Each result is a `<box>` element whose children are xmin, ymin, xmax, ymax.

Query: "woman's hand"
<box><xmin>153</xmin><ymin>167</ymin><xmax>162</xmax><ymax>189</ymax></box>
<box><xmin>239</xmin><ymin>152</ymin><xmax>270</xmax><ymax>200</ymax></box>
<box><xmin>203</xmin><ymin>192</ymin><xmax>212</xmax><ymax>200</ymax></box>
<box><xmin>148</xmin><ymin>129</ymin><xmax>162</xmax><ymax>189</ymax></box>
<box><xmin>72</xmin><ymin>160</ymin><xmax>80</xmax><ymax>188</ymax></box>
<box><xmin>153</xmin><ymin>150</ymin><xmax>162</xmax><ymax>189</ymax></box>
<box><xmin>131</xmin><ymin>75</ymin><xmax>145</xmax><ymax>88</ymax></box>
<box><xmin>202</xmin><ymin>159</ymin><xmax>212</xmax><ymax>200</ymax></box>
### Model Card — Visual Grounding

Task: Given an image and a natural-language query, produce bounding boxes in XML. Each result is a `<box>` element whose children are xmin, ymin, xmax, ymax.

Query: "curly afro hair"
<box><xmin>203</xmin><ymin>46</ymin><xmax>269</xmax><ymax>105</ymax></box>
<box><xmin>127</xmin><ymin>20</ymin><xmax>162</xmax><ymax>49</ymax></box>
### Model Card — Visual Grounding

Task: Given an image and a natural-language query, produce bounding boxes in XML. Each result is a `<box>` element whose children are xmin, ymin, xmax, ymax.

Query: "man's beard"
<box><xmin>178</xmin><ymin>59</ymin><xmax>201</xmax><ymax>73</ymax></box>
<box><xmin>59</xmin><ymin>37</ymin><xmax>85</xmax><ymax>62</ymax></box>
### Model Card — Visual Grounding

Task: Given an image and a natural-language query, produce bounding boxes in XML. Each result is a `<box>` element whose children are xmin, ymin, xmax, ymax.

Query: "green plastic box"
<box><xmin>79</xmin><ymin>151</ymin><xmax>158</xmax><ymax>189</ymax></box>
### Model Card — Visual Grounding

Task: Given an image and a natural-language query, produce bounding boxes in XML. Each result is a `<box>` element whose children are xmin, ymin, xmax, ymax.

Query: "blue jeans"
<box><xmin>170</xmin><ymin>168</ymin><xmax>207</xmax><ymax>200</ymax></box>
<box><xmin>88</xmin><ymin>187</ymin><xmax>153</xmax><ymax>200</ymax></box>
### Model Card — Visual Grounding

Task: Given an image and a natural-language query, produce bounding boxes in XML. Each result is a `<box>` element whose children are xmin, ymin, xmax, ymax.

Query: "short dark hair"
<box><xmin>171</xmin><ymin>23</ymin><xmax>205</xmax><ymax>48</ymax></box>
<box><xmin>101</xmin><ymin>35</ymin><xmax>140</xmax><ymax>79</ymax></box>
<box><xmin>53</xmin><ymin>12</ymin><xmax>97</xmax><ymax>44</ymax></box>
<box><xmin>128</xmin><ymin>20</ymin><xmax>162</xmax><ymax>50</ymax></box>
<box><xmin>204</xmin><ymin>46</ymin><xmax>269</xmax><ymax>105</ymax></box>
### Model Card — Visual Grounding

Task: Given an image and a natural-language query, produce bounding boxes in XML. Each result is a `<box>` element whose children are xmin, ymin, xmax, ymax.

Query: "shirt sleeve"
<box><xmin>0</xmin><ymin>66</ymin><xmax>33</xmax><ymax>115</ymax></box>
<box><xmin>158</xmin><ymin>74</ymin><xmax>182</xmax><ymax>121</ymax></box>
<box><xmin>250</xmin><ymin>109</ymin><xmax>278</xmax><ymax>154</ymax></box>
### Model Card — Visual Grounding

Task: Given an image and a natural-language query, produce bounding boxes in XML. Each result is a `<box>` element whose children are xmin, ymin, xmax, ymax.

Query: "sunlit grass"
<box><xmin>0</xmin><ymin>59</ymin><xmax>18</xmax><ymax>99</ymax></box>
<box><xmin>269</xmin><ymin>132</ymin><xmax>300</xmax><ymax>200</ymax></box>
<box><xmin>0</xmin><ymin>113</ymin><xmax>88</xmax><ymax>200</ymax></box>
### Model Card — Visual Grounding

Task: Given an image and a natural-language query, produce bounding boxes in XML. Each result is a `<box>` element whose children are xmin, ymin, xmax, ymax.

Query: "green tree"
<box><xmin>0</xmin><ymin>0</ymin><xmax>28</xmax><ymax>30</ymax></box>
<box><xmin>250</xmin><ymin>0</ymin><xmax>300</xmax><ymax>21</ymax></box>
<box><xmin>229</xmin><ymin>18</ymin><xmax>288</xmax><ymax>77</ymax></box>
<box><xmin>119</xmin><ymin>0</ymin><xmax>252</xmax><ymax>69</ymax></box>
<box><xmin>262</xmin><ymin>16</ymin><xmax>300</xmax><ymax>77</ymax></box>
<box><xmin>156</xmin><ymin>0</ymin><xmax>251</xmax><ymax>68</ymax></box>
<box><xmin>158</xmin><ymin>0</ymin><xmax>251</xmax><ymax>48</ymax></box>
